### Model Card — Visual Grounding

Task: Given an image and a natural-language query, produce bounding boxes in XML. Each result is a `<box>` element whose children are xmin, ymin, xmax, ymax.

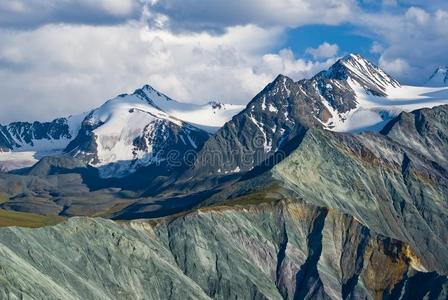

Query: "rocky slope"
<box><xmin>0</xmin><ymin>57</ymin><xmax>448</xmax><ymax>299</ymax></box>
<box><xmin>0</xmin><ymin>197</ymin><xmax>446</xmax><ymax>300</ymax></box>
<box><xmin>273</xmin><ymin>108</ymin><xmax>448</xmax><ymax>275</ymax></box>
<box><xmin>0</xmin><ymin>116</ymin><xmax>83</xmax><ymax>152</ymax></box>
<box><xmin>64</xmin><ymin>89</ymin><xmax>210</xmax><ymax>178</ymax></box>
<box><xmin>381</xmin><ymin>105</ymin><xmax>448</xmax><ymax>169</ymax></box>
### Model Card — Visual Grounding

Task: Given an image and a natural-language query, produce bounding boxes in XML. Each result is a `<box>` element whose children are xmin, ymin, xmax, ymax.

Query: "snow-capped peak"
<box><xmin>427</xmin><ymin>66</ymin><xmax>448</xmax><ymax>87</ymax></box>
<box><xmin>108</xmin><ymin>84</ymin><xmax>245</xmax><ymax>132</ymax></box>
<box><xmin>128</xmin><ymin>85</ymin><xmax>245</xmax><ymax>132</ymax></box>
<box><xmin>64</xmin><ymin>84</ymin><xmax>245</xmax><ymax>177</ymax></box>
<box><xmin>323</xmin><ymin>53</ymin><xmax>400</xmax><ymax>96</ymax></box>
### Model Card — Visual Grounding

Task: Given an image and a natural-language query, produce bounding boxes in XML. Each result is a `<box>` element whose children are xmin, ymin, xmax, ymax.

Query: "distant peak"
<box><xmin>338</xmin><ymin>53</ymin><xmax>377</xmax><ymax>70</ymax></box>
<box><xmin>140</xmin><ymin>84</ymin><xmax>156</xmax><ymax>92</ymax></box>
<box><xmin>133</xmin><ymin>84</ymin><xmax>162</xmax><ymax>95</ymax></box>
<box><xmin>273</xmin><ymin>74</ymin><xmax>292</xmax><ymax>82</ymax></box>
<box><xmin>321</xmin><ymin>53</ymin><xmax>400</xmax><ymax>92</ymax></box>
<box><xmin>434</xmin><ymin>66</ymin><xmax>448</xmax><ymax>73</ymax></box>
<box><xmin>341</xmin><ymin>52</ymin><xmax>363</xmax><ymax>61</ymax></box>
<box><xmin>132</xmin><ymin>84</ymin><xmax>174</xmax><ymax>103</ymax></box>
<box><xmin>427</xmin><ymin>66</ymin><xmax>448</xmax><ymax>87</ymax></box>
<box><xmin>133</xmin><ymin>84</ymin><xmax>157</xmax><ymax>95</ymax></box>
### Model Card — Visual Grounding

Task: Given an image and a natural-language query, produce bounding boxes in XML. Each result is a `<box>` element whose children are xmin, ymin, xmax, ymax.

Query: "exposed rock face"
<box><xmin>0</xmin><ymin>117</ymin><xmax>80</xmax><ymax>151</ymax></box>
<box><xmin>316</xmin><ymin>53</ymin><xmax>400</xmax><ymax>97</ymax></box>
<box><xmin>274</xmin><ymin>128</ymin><xmax>448</xmax><ymax>274</ymax></box>
<box><xmin>0</xmin><ymin>126</ymin><xmax>15</xmax><ymax>151</ymax></box>
<box><xmin>187</xmin><ymin>54</ymin><xmax>405</xmax><ymax>178</ymax></box>
<box><xmin>381</xmin><ymin>105</ymin><xmax>448</xmax><ymax>169</ymax></box>
<box><xmin>0</xmin><ymin>84</ymin><xmax>243</xmax><ymax>176</ymax></box>
<box><xmin>187</xmin><ymin>74</ymin><xmax>314</xmax><ymax>178</ymax></box>
<box><xmin>0</xmin><ymin>57</ymin><xmax>447</xmax><ymax>300</ymax></box>
<box><xmin>0</xmin><ymin>200</ymin><xmax>446</xmax><ymax>300</ymax></box>
<box><xmin>65</xmin><ymin>89</ymin><xmax>211</xmax><ymax>178</ymax></box>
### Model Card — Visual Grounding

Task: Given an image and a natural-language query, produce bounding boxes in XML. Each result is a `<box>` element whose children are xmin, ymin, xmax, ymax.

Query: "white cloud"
<box><xmin>0</xmin><ymin>23</ymin><xmax>332</xmax><ymax>123</ymax></box>
<box><xmin>378</xmin><ymin>57</ymin><xmax>411</xmax><ymax>76</ymax></box>
<box><xmin>258</xmin><ymin>48</ymin><xmax>337</xmax><ymax>79</ymax></box>
<box><xmin>370</xmin><ymin>41</ymin><xmax>384</xmax><ymax>54</ymax></box>
<box><xmin>405</xmin><ymin>7</ymin><xmax>430</xmax><ymax>25</ymax></box>
<box><xmin>356</xmin><ymin>6</ymin><xmax>448</xmax><ymax>84</ymax></box>
<box><xmin>306</xmin><ymin>42</ymin><xmax>339</xmax><ymax>59</ymax></box>
<box><xmin>0</xmin><ymin>0</ymin><xmax>447</xmax><ymax>123</ymax></box>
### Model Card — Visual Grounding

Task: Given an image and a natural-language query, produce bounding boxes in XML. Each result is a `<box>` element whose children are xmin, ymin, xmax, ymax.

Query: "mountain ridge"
<box><xmin>0</xmin><ymin>85</ymin><xmax>244</xmax><ymax>176</ymax></box>
<box><xmin>184</xmin><ymin>54</ymin><xmax>448</xmax><ymax>179</ymax></box>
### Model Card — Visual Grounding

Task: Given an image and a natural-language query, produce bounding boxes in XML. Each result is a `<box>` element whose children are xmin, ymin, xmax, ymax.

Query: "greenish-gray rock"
<box><xmin>274</xmin><ymin>128</ymin><xmax>448</xmax><ymax>275</ymax></box>
<box><xmin>0</xmin><ymin>199</ymin><xmax>446</xmax><ymax>299</ymax></box>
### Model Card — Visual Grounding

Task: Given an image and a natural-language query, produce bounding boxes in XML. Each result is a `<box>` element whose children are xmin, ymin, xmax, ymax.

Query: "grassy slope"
<box><xmin>0</xmin><ymin>209</ymin><xmax>64</xmax><ymax>228</ymax></box>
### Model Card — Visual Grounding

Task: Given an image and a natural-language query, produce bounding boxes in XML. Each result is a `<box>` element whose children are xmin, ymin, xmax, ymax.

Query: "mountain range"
<box><xmin>0</xmin><ymin>54</ymin><xmax>448</xmax><ymax>299</ymax></box>
<box><xmin>0</xmin><ymin>85</ymin><xmax>244</xmax><ymax>177</ymax></box>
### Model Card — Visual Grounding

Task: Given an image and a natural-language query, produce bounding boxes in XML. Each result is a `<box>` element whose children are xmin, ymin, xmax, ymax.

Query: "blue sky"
<box><xmin>282</xmin><ymin>24</ymin><xmax>376</xmax><ymax>62</ymax></box>
<box><xmin>0</xmin><ymin>0</ymin><xmax>447</xmax><ymax>122</ymax></box>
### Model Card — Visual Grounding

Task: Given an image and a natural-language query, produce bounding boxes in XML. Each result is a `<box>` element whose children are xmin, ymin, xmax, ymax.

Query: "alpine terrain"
<box><xmin>0</xmin><ymin>54</ymin><xmax>447</xmax><ymax>300</ymax></box>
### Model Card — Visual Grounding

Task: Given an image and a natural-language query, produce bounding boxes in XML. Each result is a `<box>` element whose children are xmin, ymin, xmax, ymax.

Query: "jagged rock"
<box><xmin>186</xmin><ymin>54</ymin><xmax>446</xmax><ymax>180</ymax></box>
<box><xmin>381</xmin><ymin>105</ymin><xmax>448</xmax><ymax>169</ymax></box>
<box><xmin>273</xmin><ymin>128</ymin><xmax>448</xmax><ymax>274</ymax></box>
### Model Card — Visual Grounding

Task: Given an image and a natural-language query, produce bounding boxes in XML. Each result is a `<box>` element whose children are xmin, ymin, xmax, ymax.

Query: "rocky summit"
<box><xmin>0</xmin><ymin>54</ymin><xmax>448</xmax><ymax>300</ymax></box>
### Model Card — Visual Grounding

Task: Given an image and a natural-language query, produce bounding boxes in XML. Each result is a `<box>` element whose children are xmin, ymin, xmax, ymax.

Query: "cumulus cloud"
<box><xmin>0</xmin><ymin>0</ymin><xmax>447</xmax><ymax>123</ymax></box>
<box><xmin>359</xmin><ymin>6</ymin><xmax>448</xmax><ymax>83</ymax></box>
<box><xmin>0</xmin><ymin>23</ymin><xmax>335</xmax><ymax>122</ymax></box>
<box><xmin>255</xmin><ymin>49</ymin><xmax>337</xmax><ymax>82</ymax></box>
<box><xmin>0</xmin><ymin>0</ymin><xmax>143</xmax><ymax>28</ymax></box>
<box><xmin>306</xmin><ymin>43</ymin><xmax>339</xmax><ymax>60</ymax></box>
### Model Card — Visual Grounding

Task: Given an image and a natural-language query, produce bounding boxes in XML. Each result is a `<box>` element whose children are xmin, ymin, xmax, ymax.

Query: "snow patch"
<box><xmin>324</xmin><ymin>80</ymin><xmax>448</xmax><ymax>133</ymax></box>
<box><xmin>268</xmin><ymin>104</ymin><xmax>278</xmax><ymax>113</ymax></box>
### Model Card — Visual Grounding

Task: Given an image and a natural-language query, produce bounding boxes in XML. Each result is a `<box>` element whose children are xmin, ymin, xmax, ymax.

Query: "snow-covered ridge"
<box><xmin>0</xmin><ymin>114</ymin><xmax>85</xmax><ymax>171</ymax></box>
<box><xmin>0</xmin><ymin>114</ymin><xmax>84</xmax><ymax>152</ymax></box>
<box><xmin>342</xmin><ymin>54</ymin><xmax>400</xmax><ymax>89</ymax></box>
<box><xmin>323</xmin><ymin>80</ymin><xmax>448</xmax><ymax>132</ymax></box>
<box><xmin>64</xmin><ymin>85</ymin><xmax>244</xmax><ymax>177</ymax></box>
<box><xmin>136</xmin><ymin>85</ymin><xmax>245</xmax><ymax>132</ymax></box>
<box><xmin>310</xmin><ymin>56</ymin><xmax>448</xmax><ymax>133</ymax></box>
<box><xmin>1</xmin><ymin>55</ymin><xmax>447</xmax><ymax>176</ymax></box>
<box><xmin>77</xmin><ymin>92</ymin><xmax>203</xmax><ymax>170</ymax></box>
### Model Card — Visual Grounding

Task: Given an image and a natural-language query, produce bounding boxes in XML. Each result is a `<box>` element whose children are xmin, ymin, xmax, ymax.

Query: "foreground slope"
<box><xmin>0</xmin><ymin>198</ymin><xmax>446</xmax><ymax>300</ymax></box>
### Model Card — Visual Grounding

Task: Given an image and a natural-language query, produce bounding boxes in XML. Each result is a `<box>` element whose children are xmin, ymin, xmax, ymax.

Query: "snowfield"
<box><xmin>325</xmin><ymin>81</ymin><xmax>448</xmax><ymax>132</ymax></box>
